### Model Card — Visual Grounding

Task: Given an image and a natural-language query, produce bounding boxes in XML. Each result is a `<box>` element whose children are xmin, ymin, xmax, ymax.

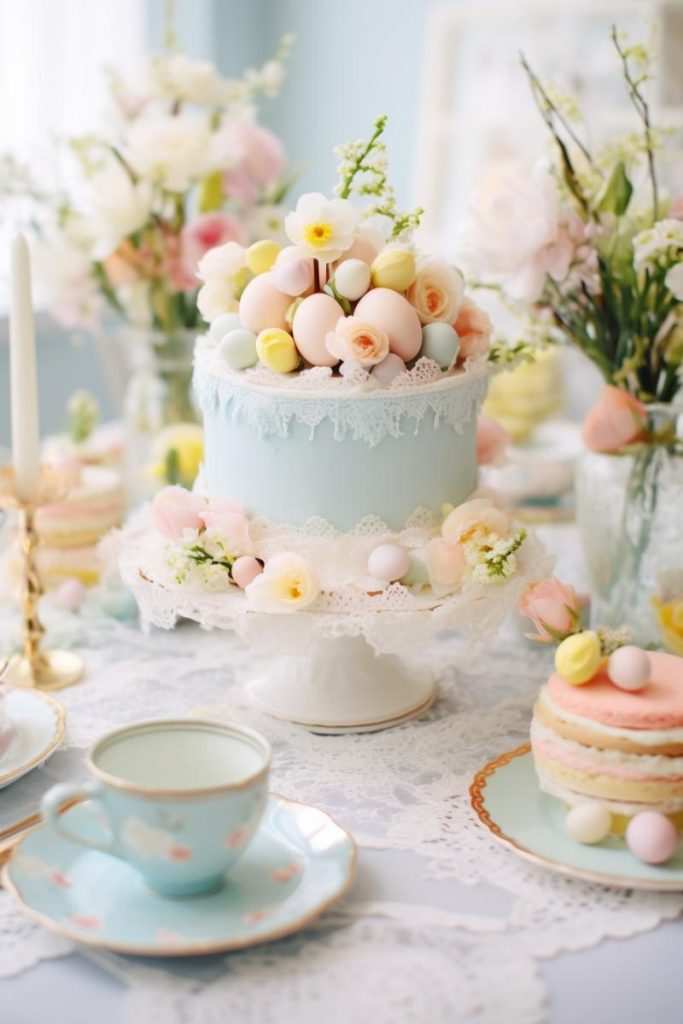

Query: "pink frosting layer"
<box><xmin>547</xmin><ymin>651</ymin><xmax>683</xmax><ymax>729</ymax></box>
<box><xmin>532</xmin><ymin>736</ymin><xmax>683</xmax><ymax>782</ymax></box>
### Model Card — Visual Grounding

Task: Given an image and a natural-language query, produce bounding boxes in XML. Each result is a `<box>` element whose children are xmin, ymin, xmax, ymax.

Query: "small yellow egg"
<box><xmin>246</xmin><ymin>239</ymin><xmax>282</xmax><ymax>276</ymax></box>
<box><xmin>256</xmin><ymin>328</ymin><xmax>300</xmax><ymax>374</ymax></box>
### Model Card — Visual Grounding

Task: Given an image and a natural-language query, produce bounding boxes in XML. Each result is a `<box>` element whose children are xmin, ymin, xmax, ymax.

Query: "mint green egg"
<box><xmin>420</xmin><ymin>322</ymin><xmax>460</xmax><ymax>369</ymax></box>
<box><xmin>400</xmin><ymin>552</ymin><xmax>430</xmax><ymax>589</ymax></box>
<box><xmin>209</xmin><ymin>312</ymin><xmax>242</xmax><ymax>342</ymax></box>
<box><xmin>218</xmin><ymin>329</ymin><xmax>258</xmax><ymax>370</ymax></box>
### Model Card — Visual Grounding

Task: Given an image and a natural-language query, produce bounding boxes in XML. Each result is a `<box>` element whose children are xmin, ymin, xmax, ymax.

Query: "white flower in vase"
<box><xmin>85</xmin><ymin>164</ymin><xmax>153</xmax><ymax>260</ymax></box>
<box><xmin>125</xmin><ymin>114</ymin><xmax>213</xmax><ymax>193</ymax></box>
<box><xmin>146</xmin><ymin>52</ymin><xmax>226</xmax><ymax>106</ymax></box>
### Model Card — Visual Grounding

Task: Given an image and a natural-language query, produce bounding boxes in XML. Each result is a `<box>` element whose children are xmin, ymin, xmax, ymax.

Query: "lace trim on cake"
<box><xmin>194</xmin><ymin>345</ymin><xmax>490</xmax><ymax>447</ymax></box>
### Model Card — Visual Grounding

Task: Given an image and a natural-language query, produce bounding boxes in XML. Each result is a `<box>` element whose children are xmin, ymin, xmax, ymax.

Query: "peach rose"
<box><xmin>326</xmin><ymin>316</ymin><xmax>390</xmax><ymax>366</ymax></box>
<box><xmin>152</xmin><ymin>486</ymin><xmax>204</xmax><ymax>538</ymax></box>
<box><xmin>442</xmin><ymin>498</ymin><xmax>509</xmax><ymax>545</ymax></box>
<box><xmin>454</xmin><ymin>297</ymin><xmax>492</xmax><ymax>360</ymax></box>
<box><xmin>406</xmin><ymin>259</ymin><xmax>464</xmax><ymax>325</ymax></box>
<box><xmin>425</xmin><ymin>537</ymin><xmax>467</xmax><ymax>590</ymax></box>
<box><xmin>582</xmin><ymin>386</ymin><xmax>648</xmax><ymax>453</ymax></box>
<box><xmin>476</xmin><ymin>415</ymin><xmax>509</xmax><ymax>466</ymax></box>
<box><xmin>519</xmin><ymin>577</ymin><xmax>581</xmax><ymax>642</ymax></box>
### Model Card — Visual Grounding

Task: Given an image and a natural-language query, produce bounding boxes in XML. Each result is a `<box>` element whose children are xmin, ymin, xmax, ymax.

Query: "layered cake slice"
<box><xmin>531</xmin><ymin>651</ymin><xmax>683</xmax><ymax>832</ymax></box>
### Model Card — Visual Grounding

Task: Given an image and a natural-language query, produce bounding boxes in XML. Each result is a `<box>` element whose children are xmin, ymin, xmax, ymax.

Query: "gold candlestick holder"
<box><xmin>0</xmin><ymin>467</ymin><xmax>84</xmax><ymax>691</ymax></box>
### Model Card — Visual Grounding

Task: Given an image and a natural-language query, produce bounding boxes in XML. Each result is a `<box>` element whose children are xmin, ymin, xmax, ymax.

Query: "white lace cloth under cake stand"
<box><xmin>1</xmin><ymin>524</ymin><xmax>682</xmax><ymax>1024</ymax></box>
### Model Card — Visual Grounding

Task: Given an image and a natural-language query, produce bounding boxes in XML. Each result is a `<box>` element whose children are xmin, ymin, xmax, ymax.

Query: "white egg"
<box><xmin>565</xmin><ymin>802</ymin><xmax>612</xmax><ymax>844</ymax></box>
<box><xmin>333</xmin><ymin>259</ymin><xmax>372</xmax><ymax>301</ymax></box>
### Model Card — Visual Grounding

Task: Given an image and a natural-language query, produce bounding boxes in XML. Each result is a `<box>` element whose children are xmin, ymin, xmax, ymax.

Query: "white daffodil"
<box><xmin>245</xmin><ymin>552</ymin><xmax>320</xmax><ymax>613</ymax></box>
<box><xmin>284</xmin><ymin>192</ymin><xmax>357</xmax><ymax>263</ymax></box>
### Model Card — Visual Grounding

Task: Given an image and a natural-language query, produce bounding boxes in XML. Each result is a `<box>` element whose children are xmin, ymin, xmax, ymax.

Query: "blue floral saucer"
<box><xmin>2</xmin><ymin>795</ymin><xmax>356</xmax><ymax>955</ymax></box>
<box><xmin>471</xmin><ymin>745</ymin><xmax>683</xmax><ymax>890</ymax></box>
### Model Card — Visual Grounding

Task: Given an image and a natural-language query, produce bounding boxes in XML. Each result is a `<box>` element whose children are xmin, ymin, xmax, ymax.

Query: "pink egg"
<box><xmin>56</xmin><ymin>577</ymin><xmax>86</xmax><ymax>611</ymax></box>
<box><xmin>231</xmin><ymin>556</ymin><xmax>263</xmax><ymax>590</ymax></box>
<box><xmin>272</xmin><ymin>258</ymin><xmax>314</xmax><ymax>297</ymax></box>
<box><xmin>371</xmin><ymin>352</ymin><xmax>407</xmax><ymax>387</ymax></box>
<box><xmin>337</xmin><ymin>235</ymin><xmax>380</xmax><ymax>265</ymax></box>
<box><xmin>607</xmin><ymin>646</ymin><xmax>651</xmax><ymax>692</ymax></box>
<box><xmin>239</xmin><ymin>272</ymin><xmax>291</xmax><ymax>334</ymax></box>
<box><xmin>292</xmin><ymin>294</ymin><xmax>344</xmax><ymax>366</ymax></box>
<box><xmin>367</xmin><ymin>544</ymin><xmax>411</xmax><ymax>582</ymax></box>
<box><xmin>354</xmin><ymin>288</ymin><xmax>422</xmax><ymax>361</ymax></box>
<box><xmin>626</xmin><ymin>811</ymin><xmax>678</xmax><ymax>864</ymax></box>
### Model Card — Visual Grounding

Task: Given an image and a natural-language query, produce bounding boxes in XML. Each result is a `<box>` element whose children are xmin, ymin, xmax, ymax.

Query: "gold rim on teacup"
<box><xmin>87</xmin><ymin>719</ymin><xmax>271</xmax><ymax>799</ymax></box>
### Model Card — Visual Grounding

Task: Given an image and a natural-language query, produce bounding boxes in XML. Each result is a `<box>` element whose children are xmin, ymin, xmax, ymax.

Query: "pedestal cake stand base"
<box><xmin>246</xmin><ymin>634</ymin><xmax>435</xmax><ymax>734</ymax></box>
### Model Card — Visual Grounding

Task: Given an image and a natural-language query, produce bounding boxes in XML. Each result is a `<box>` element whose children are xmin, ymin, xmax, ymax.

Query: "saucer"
<box><xmin>0</xmin><ymin>689</ymin><xmax>66</xmax><ymax>789</ymax></box>
<box><xmin>2</xmin><ymin>795</ymin><xmax>356</xmax><ymax>955</ymax></box>
<box><xmin>470</xmin><ymin>745</ymin><xmax>683</xmax><ymax>890</ymax></box>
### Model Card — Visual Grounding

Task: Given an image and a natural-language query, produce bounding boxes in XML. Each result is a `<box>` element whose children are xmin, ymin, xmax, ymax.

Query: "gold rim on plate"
<box><xmin>470</xmin><ymin>744</ymin><xmax>683</xmax><ymax>891</ymax></box>
<box><xmin>1</xmin><ymin>795</ymin><xmax>357</xmax><ymax>956</ymax></box>
<box><xmin>0</xmin><ymin>690</ymin><xmax>66</xmax><ymax>788</ymax></box>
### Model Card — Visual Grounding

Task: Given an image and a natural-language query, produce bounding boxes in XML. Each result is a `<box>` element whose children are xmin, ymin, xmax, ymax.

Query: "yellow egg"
<box><xmin>554</xmin><ymin>631</ymin><xmax>603</xmax><ymax>686</ymax></box>
<box><xmin>246</xmin><ymin>239</ymin><xmax>281</xmax><ymax>276</ymax></box>
<box><xmin>371</xmin><ymin>249</ymin><xmax>416</xmax><ymax>292</ymax></box>
<box><xmin>256</xmin><ymin>328</ymin><xmax>300</xmax><ymax>374</ymax></box>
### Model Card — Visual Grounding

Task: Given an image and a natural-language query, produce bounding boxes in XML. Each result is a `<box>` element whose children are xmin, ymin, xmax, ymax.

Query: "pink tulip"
<box><xmin>425</xmin><ymin>537</ymin><xmax>467</xmax><ymax>590</ymax></box>
<box><xmin>476</xmin><ymin>415</ymin><xmax>509</xmax><ymax>466</ymax></box>
<box><xmin>519</xmin><ymin>577</ymin><xmax>581</xmax><ymax>642</ymax></box>
<box><xmin>582</xmin><ymin>386</ymin><xmax>647</xmax><ymax>453</ymax></box>
<box><xmin>200</xmin><ymin>497</ymin><xmax>249</xmax><ymax>552</ymax></box>
<box><xmin>454</xmin><ymin>297</ymin><xmax>492</xmax><ymax>361</ymax></box>
<box><xmin>180</xmin><ymin>212</ymin><xmax>247</xmax><ymax>283</ymax></box>
<box><xmin>152</xmin><ymin>486</ymin><xmax>204</xmax><ymax>539</ymax></box>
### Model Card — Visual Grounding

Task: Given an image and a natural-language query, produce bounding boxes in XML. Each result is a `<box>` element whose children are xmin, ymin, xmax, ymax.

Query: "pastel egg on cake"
<box><xmin>217</xmin><ymin>329</ymin><xmax>258</xmax><ymax>370</ymax></box>
<box><xmin>333</xmin><ymin>259</ymin><xmax>371</xmax><ymax>301</ymax></box>
<box><xmin>626</xmin><ymin>811</ymin><xmax>678</xmax><ymax>864</ymax></box>
<box><xmin>353</xmin><ymin>288</ymin><xmax>422</xmax><ymax>362</ymax></box>
<box><xmin>246</xmin><ymin>240</ymin><xmax>281</xmax><ymax>275</ymax></box>
<box><xmin>208</xmin><ymin>311</ymin><xmax>242</xmax><ymax>342</ymax></box>
<box><xmin>565</xmin><ymin>802</ymin><xmax>612</xmax><ymax>844</ymax></box>
<box><xmin>607</xmin><ymin>646</ymin><xmax>651</xmax><ymax>692</ymax></box>
<box><xmin>420</xmin><ymin>322</ymin><xmax>460</xmax><ymax>370</ymax></box>
<box><xmin>239</xmin><ymin>273</ymin><xmax>291</xmax><ymax>334</ymax></box>
<box><xmin>368</xmin><ymin>544</ymin><xmax>411</xmax><ymax>582</ymax></box>
<box><xmin>273</xmin><ymin>257</ymin><xmax>315</xmax><ymax>297</ymax></box>
<box><xmin>292</xmin><ymin>293</ymin><xmax>344</xmax><ymax>366</ymax></box>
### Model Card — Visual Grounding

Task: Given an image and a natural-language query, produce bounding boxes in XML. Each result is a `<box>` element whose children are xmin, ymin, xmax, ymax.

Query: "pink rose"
<box><xmin>181</xmin><ymin>212</ymin><xmax>247</xmax><ymax>282</ymax></box>
<box><xmin>582</xmin><ymin>386</ymin><xmax>648</xmax><ymax>453</ymax></box>
<box><xmin>326</xmin><ymin>316</ymin><xmax>389</xmax><ymax>366</ymax></box>
<box><xmin>425</xmin><ymin>538</ymin><xmax>467</xmax><ymax>590</ymax></box>
<box><xmin>152</xmin><ymin>486</ymin><xmax>204</xmax><ymax>539</ymax></box>
<box><xmin>476</xmin><ymin>415</ymin><xmax>509</xmax><ymax>466</ymax></box>
<box><xmin>454</xmin><ymin>298</ymin><xmax>492</xmax><ymax>361</ymax></box>
<box><xmin>220</xmin><ymin>118</ymin><xmax>285</xmax><ymax>207</ymax></box>
<box><xmin>406</xmin><ymin>259</ymin><xmax>464</xmax><ymax>325</ymax></box>
<box><xmin>519</xmin><ymin>577</ymin><xmax>581</xmax><ymax>642</ymax></box>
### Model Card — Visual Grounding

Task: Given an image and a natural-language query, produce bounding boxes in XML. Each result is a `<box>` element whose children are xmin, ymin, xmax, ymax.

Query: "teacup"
<box><xmin>41</xmin><ymin>719</ymin><xmax>271</xmax><ymax>897</ymax></box>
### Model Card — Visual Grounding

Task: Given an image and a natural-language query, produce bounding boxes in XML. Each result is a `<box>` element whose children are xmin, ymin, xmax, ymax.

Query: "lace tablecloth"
<box><xmin>1</xmin><ymin>524</ymin><xmax>682</xmax><ymax>1024</ymax></box>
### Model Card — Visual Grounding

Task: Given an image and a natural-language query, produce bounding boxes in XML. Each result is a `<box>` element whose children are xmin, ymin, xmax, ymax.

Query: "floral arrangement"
<box><xmin>150</xmin><ymin>484</ymin><xmax>527</xmax><ymax>612</ymax></box>
<box><xmin>197</xmin><ymin>116</ymin><xmax>493</xmax><ymax>385</ymax></box>
<box><xmin>460</xmin><ymin>28</ymin><xmax>683</xmax><ymax>419</ymax></box>
<box><xmin>0</xmin><ymin>39</ymin><xmax>294</xmax><ymax>334</ymax></box>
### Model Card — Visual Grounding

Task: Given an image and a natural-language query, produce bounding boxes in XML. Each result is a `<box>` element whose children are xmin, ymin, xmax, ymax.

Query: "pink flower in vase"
<box><xmin>582</xmin><ymin>386</ymin><xmax>648</xmax><ymax>453</ymax></box>
<box><xmin>519</xmin><ymin>577</ymin><xmax>581</xmax><ymax>642</ymax></box>
<box><xmin>180</xmin><ymin>212</ymin><xmax>247</xmax><ymax>283</ymax></box>
<box><xmin>219</xmin><ymin>118</ymin><xmax>285</xmax><ymax>207</ymax></box>
<box><xmin>476</xmin><ymin>415</ymin><xmax>509</xmax><ymax>466</ymax></box>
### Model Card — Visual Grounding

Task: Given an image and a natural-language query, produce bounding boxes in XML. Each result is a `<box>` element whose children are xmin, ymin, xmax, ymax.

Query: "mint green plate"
<box><xmin>471</xmin><ymin>746</ymin><xmax>683</xmax><ymax>890</ymax></box>
<box><xmin>2</xmin><ymin>795</ymin><xmax>356</xmax><ymax>955</ymax></box>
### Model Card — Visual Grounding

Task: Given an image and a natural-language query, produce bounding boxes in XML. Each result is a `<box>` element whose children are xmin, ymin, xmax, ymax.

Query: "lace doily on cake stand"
<box><xmin>120</xmin><ymin>526</ymin><xmax>551</xmax><ymax>732</ymax></box>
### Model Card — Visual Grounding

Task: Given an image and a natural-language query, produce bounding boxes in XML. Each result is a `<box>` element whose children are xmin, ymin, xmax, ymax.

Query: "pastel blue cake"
<box><xmin>195</xmin><ymin>344</ymin><xmax>489</xmax><ymax>531</ymax></box>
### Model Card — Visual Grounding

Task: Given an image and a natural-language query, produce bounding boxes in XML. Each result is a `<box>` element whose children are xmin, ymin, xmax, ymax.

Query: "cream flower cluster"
<box><xmin>633</xmin><ymin>219</ymin><xmax>683</xmax><ymax>269</ymax></box>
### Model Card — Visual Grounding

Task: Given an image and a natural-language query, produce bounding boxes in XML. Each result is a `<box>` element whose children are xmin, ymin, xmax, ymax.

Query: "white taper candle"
<box><xmin>9</xmin><ymin>233</ymin><xmax>41</xmax><ymax>501</ymax></box>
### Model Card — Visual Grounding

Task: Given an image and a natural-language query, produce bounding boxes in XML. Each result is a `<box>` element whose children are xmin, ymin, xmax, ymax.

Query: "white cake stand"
<box><xmin>121</xmin><ymin>526</ymin><xmax>548</xmax><ymax>733</ymax></box>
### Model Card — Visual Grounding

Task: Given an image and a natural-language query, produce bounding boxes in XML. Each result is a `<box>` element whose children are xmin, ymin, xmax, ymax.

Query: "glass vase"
<box><xmin>575</xmin><ymin>412</ymin><xmax>683</xmax><ymax>650</ymax></box>
<box><xmin>117</xmin><ymin>327</ymin><xmax>201</xmax><ymax>506</ymax></box>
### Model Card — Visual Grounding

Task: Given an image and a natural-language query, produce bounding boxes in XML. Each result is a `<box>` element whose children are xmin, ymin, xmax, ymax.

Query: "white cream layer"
<box><xmin>531</xmin><ymin>718</ymin><xmax>683</xmax><ymax>777</ymax></box>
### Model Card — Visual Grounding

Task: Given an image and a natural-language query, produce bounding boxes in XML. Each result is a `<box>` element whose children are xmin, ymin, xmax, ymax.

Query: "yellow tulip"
<box><xmin>149</xmin><ymin>423</ymin><xmax>204</xmax><ymax>488</ymax></box>
<box><xmin>256</xmin><ymin>328</ymin><xmax>300</xmax><ymax>374</ymax></box>
<box><xmin>246</xmin><ymin>240</ymin><xmax>281</xmax><ymax>276</ymax></box>
<box><xmin>370</xmin><ymin>249</ymin><xmax>416</xmax><ymax>292</ymax></box>
<box><xmin>652</xmin><ymin>597</ymin><xmax>683</xmax><ymax>655</ymax></box>
<box><xmin>554</xmin><ymin>630</ymin><xmax>603</xmax><ymax>685</ymax></box>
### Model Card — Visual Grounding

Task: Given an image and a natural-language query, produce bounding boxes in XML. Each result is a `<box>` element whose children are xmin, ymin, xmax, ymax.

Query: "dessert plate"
<box><xmin>0</xmin><ymin>689</ymin><xmax>66</xmax><ymax>789</ymax></box>
<box><xmin>2</xmin><ymin>794</ymin><xmax>356</xmax><ymax>956</ymax></box>
<box><xmin>470</xmin><ymin>745</ymin><xmax>683</xmax><ymax>891</ymax></box>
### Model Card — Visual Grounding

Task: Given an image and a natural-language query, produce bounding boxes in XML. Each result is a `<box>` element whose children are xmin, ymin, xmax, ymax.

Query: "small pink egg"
<box><xmin>353</xmin><ymin>288</ymin><xmax>422</xmax><ymax>361</ymax></box>
<box><xmin>292</xmin><ymin>294</ymin><xmax>344</xmax><ymax>366</ymax></box>
<box><xmin>625</xmin><ymin>811</ymin><xmax>678</xmax><ymax>864</ymax></box>
<box><xmin>367</xmin><ymin>544</ymin><xmax>411</xmax><ymax>582</ymax></box>
<box><xmin>231</xmin><ymin>556</ymin><xmax>263</xmax><ymax>590</ymax></box>
<box><xmin>56</xmin><ymin>577</ymin><xmax>86</xmax><ymax>611</ymax></box>
<box><xmin>337</xmin><ymin>235</ymin><xmax>380</xmax><ymax>266</ymax></box>
<box><xmin>371</xmin><ymin>352</ymin><xmax>407</xmax><ymax>387</ymax></box>
<box><xmin>274</xmin><ymin>245</ymin><xmax>302</xmax><ymax>267</ymax></box>
<box><xmin>607</xmin><ymin>646</ymin><xmax>651</xmax><ymax>692</ymax></box>
<box><xmin>272</xmin><ymin>257</ymin><xmax>314</xmax><ymax>297</ymax></box>
<box><xmin>239</xmin><ymin>272</ymin><xmax>291</xmax><ymax>334</ymax></box>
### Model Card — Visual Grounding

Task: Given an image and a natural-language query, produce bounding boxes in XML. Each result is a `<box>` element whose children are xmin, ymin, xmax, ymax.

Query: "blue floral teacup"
<box><xmin>41</xmin><ymin>719</ymin><xmax>271</xmax><ymax>897</ymax></box>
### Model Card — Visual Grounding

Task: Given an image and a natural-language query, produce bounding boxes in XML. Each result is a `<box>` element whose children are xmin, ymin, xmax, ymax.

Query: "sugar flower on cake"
<box><xmin>284</xmin><ymin>192</ymin><xmax>358</xmax><ymax>263</ymax></box>
<box><xmin>406</xmin><ymin>258</ymin><xmax>464</xmax><ymax>325</ymax></box>
<box><xmin>519</xmin><ymin>577</ymin><xmax>582</xmax><ymax>642</ymax></box>
<box><xmin>326</xmin><ymin>316</ymin><xmax>389</xmax><ymax>366</ymax></box>
<box><xmin>245</xmin><ymin>553</ymin><xmax>320</xmax><ymax>613</ymax></box>
<box><xmin>438</xmin><ymin>498</ymin><xmax>527</xmax><ymax>587</ymax></box>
